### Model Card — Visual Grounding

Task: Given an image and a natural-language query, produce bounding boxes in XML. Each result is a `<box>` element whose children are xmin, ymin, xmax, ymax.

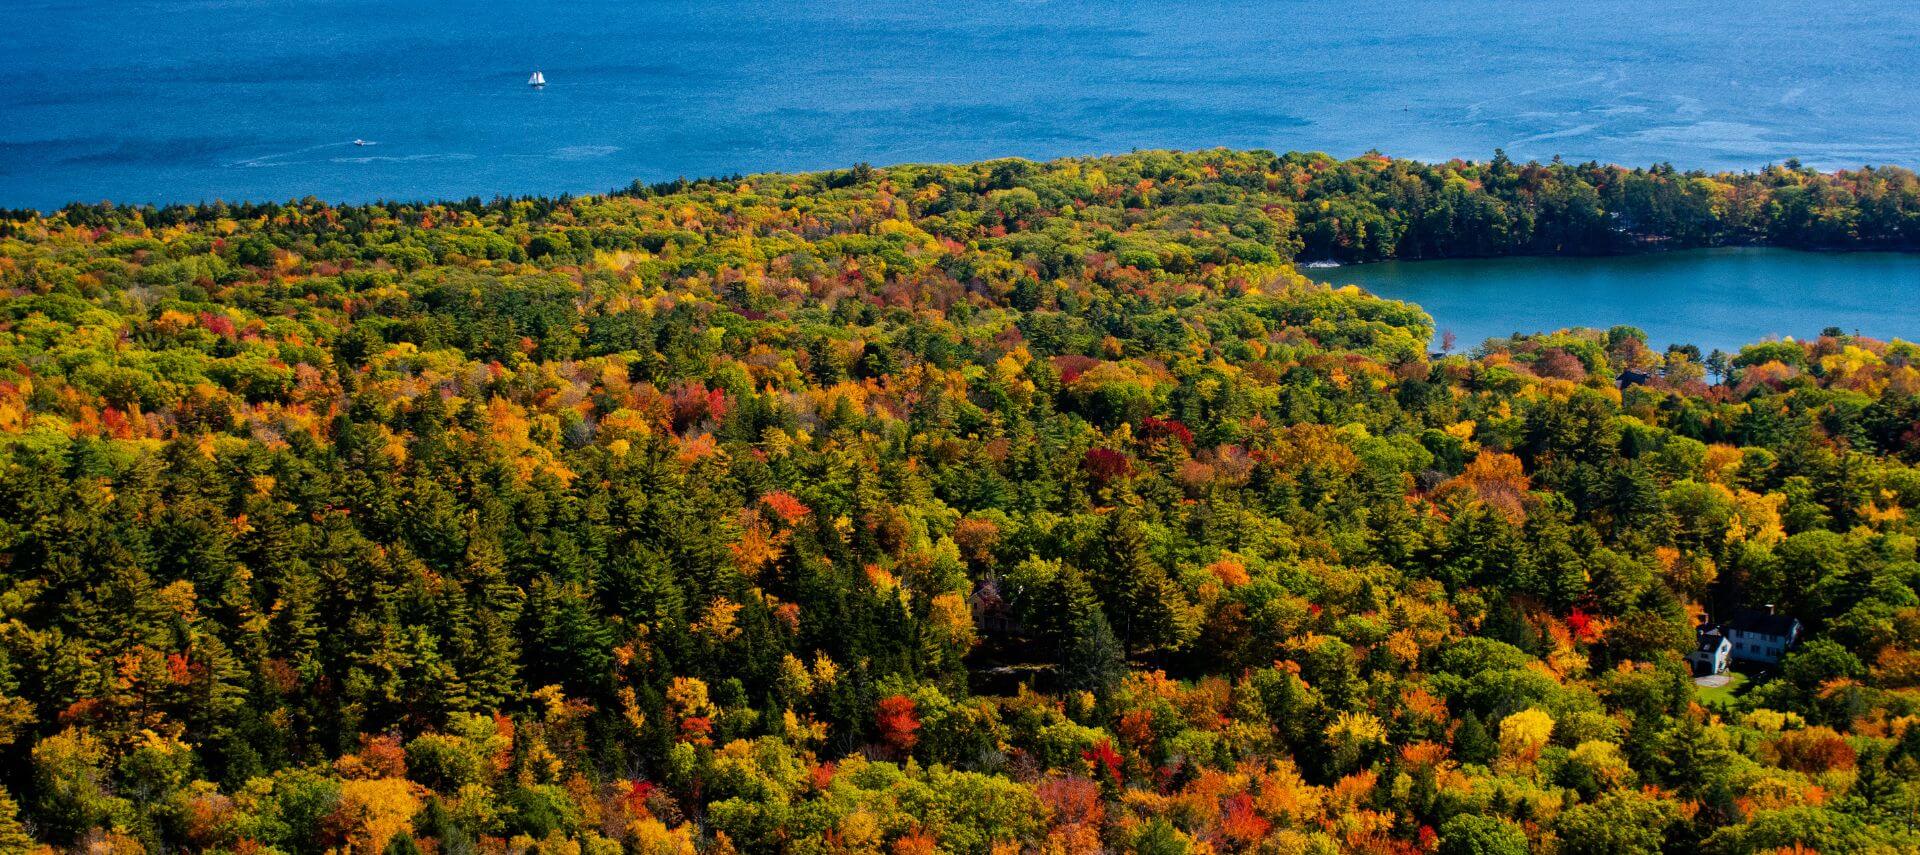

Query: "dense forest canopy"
<box><xmin>1</xmin><ymin>149</ymin><xmax>1919</xmax><ymax>854</ymax></box>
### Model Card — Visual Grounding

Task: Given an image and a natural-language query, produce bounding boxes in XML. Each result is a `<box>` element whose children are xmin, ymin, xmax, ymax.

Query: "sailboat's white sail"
<box><xmin>529</xmin><ymin>71</ymin><xmax>546</xmax><ymax>86</ymax></box>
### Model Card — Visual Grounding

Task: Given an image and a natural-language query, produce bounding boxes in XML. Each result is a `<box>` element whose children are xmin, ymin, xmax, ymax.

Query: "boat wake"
<box><xmin>230</xmin><ymin>142</ymin><xmax>478</xmax><ymax>169</ymax></box>
<box><xmin>229</xmin><ymin>141</ymin><xmax>357</xmax><ymax>168</ymax></box>
<box><xmin>329</xmin><ymin>153</ymin><xmax>477</xmax><ymax>165</ymax></box>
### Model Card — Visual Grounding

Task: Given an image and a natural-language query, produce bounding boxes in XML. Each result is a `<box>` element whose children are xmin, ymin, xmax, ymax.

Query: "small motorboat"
<box><xmin>353</xmin><ymin>139</ymin><xmax>374</xmax><ymax>147</ymax></box>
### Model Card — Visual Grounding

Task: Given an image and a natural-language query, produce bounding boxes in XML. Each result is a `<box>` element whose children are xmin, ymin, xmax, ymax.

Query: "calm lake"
<box><xmin>5</xmin><ymin>0</ymin><xmax>1920</xmax><ymax>209</ymax></box>
<box><xmin>1327</xmin><ymin>248</ymin><xmax>1920</xmax><ymax>354</ymax></box>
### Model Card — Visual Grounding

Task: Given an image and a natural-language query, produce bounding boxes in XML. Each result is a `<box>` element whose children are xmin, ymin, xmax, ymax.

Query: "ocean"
<box><xmin>4</xmin><ymin>0</ymin><xmax>1919</xmax><ymax>209</ymax></box>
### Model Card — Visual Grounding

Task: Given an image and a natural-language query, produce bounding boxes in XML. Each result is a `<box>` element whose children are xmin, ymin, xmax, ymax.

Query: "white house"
<box><xmin>1688</xmin><ymin>627</ymin><xmax>1732</xmax><ymax>676</ymax></box>
<box><xmin>1725</xmin><ymin>608</ymin><xmax>1801</xmax><ymax>664</ymax></box>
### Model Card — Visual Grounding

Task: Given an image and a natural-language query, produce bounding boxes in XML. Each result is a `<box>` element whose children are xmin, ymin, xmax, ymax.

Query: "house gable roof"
<box><xmin>1729</xmin><ymin>608</ymin><xmax>1798</xmax><ymax>638</ymax></box>
<box><xmin>1694</xmin><ymin>627</ymin><xmax>1728</xmax><ymax>656</ymax></box>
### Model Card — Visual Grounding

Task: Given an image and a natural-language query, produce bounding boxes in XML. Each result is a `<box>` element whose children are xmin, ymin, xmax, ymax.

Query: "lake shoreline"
<box><xmin>1328</xmin><ymin>246</ymin><xmax>1920</xmax><ymax>354</ymax></box>
<box><xmin>1321</xmin><ymin>240</ymin><xmax>1920</xmax><ymax>270</ymax></box>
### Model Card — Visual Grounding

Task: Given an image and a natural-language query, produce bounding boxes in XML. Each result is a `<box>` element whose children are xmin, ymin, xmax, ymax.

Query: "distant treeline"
<box><xmin>21</xmin><ymin>150</ymin><xmax>1919</xmax><ymax>264</ymax></box>
<box><xmin>1281</xmin><ymin>152</ymin><xmax>1920</xmax><ymax>261</ymax></box>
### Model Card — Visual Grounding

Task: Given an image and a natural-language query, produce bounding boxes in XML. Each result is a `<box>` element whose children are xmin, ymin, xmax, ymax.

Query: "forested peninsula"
<box><xmin>2</xmin><ymin>150</ymin><xmax>1920</xmax><ymax>854</ymax></box>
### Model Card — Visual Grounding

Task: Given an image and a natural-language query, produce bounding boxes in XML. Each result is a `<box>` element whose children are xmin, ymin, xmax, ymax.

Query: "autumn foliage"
<box><xmin>874</xmin><ymin>695</ymin><xmax>921</xmax><ymax>755</ymax></box>
<box><xmin>0</xmin><ymin>150</ymin><xmax>1917</xmax><ymax>853</ymax></box>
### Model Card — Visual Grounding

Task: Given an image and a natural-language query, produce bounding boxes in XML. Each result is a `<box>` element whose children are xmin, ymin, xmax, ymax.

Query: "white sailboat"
<box><xmin>528</xmin><ymin>71</ymin><xmax>546</xmax><ymax>88</ymax></box>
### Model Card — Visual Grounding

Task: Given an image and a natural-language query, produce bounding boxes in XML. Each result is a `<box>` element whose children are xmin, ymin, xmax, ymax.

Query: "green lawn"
<box><xmin>1696</xmin><ymin>670</ymin><xmax>1750</xmax><ymax>705</ymax></box>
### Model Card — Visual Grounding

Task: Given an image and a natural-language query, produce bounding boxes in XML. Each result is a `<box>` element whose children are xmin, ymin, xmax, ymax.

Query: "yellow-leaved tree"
<box><xmin>1498</xmin><ymin>708</ymin><xmax>1556</xmax><ymax>773</ymax></box>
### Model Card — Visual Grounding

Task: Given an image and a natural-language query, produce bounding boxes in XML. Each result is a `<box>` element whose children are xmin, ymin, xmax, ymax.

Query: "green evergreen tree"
<box><xmin>1091</xmin><ymin>510</ymin><xmax>1198</xmax><ymax>655</ymax></box>
<box><xmin>1454</xmin><ymin>711</ymin><xmax>1496</xmax><ymax>766</ymax></box>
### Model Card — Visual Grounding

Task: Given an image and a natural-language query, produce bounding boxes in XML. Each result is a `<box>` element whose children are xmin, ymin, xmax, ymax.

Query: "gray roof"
<box><xmin>1694</xmin><ymin>627</ymin><xmax>1727</xmax><ymax>655</ymax></box>
<box><xmin>1729</xmin><ymin>608</ymin><xmax>1798</xmax><ymax>638</ymax></box>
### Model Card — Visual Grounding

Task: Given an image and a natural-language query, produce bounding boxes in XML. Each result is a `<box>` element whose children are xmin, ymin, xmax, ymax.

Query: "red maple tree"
<box><xmin>874</xmin><ymin>694</ymin><xmax>921</xmax><ymax>754</ymax></box>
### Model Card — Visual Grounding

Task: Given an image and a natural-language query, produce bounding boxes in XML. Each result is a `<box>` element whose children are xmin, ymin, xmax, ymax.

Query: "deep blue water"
<box><xmin>1329</xmin><ymin>248</ymin><xmax>1920</xmax><ymax>354</ymax></box>
<box><xmin>4</xmin><ymin>0</ymin><xmax>1920</xmax><ymax>210</ymax></box>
